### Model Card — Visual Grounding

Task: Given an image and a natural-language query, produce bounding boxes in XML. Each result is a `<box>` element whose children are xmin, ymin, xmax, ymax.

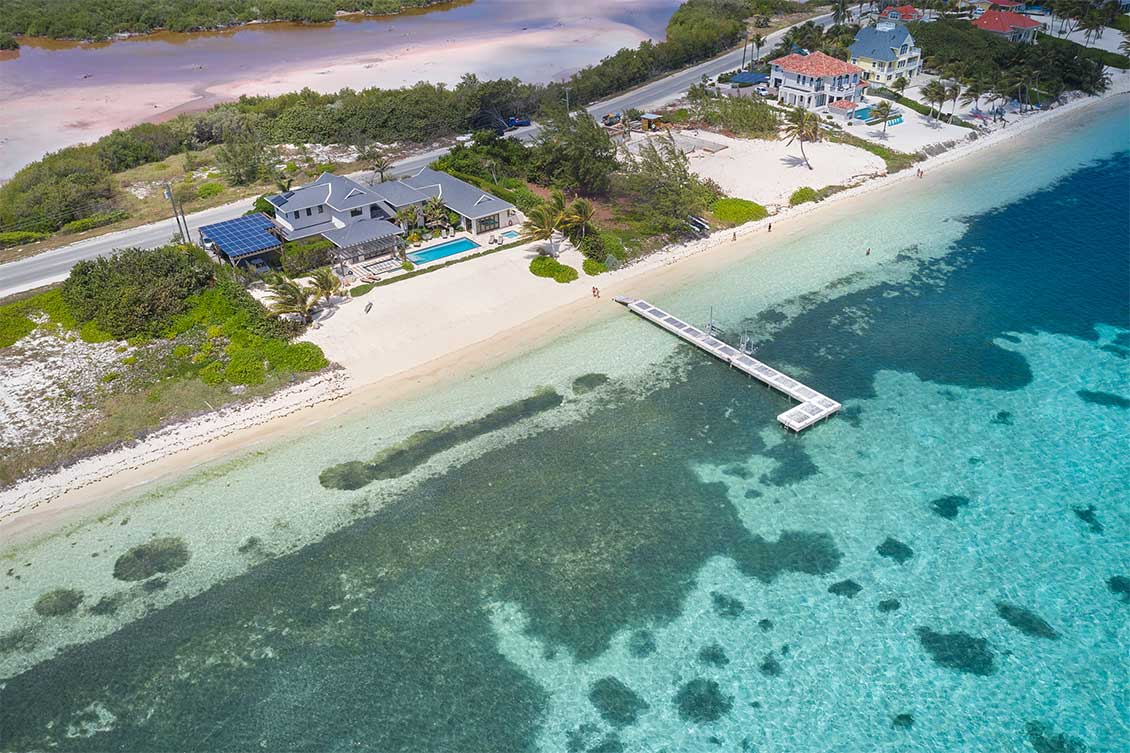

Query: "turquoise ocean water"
<box><xmin>1</xmin><ymin>100</ymin><xmax>1128</xmax><ymax>752</ymax></box>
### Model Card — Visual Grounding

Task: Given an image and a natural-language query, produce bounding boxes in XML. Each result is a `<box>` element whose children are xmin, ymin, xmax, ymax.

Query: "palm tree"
<box><xmin>422</xmin><ymin>196</ymin><xmax>447</xmax><ymax>229</ymax></box>
<box><xmin>960</xmin><ymin>77</ymin><xmax>986</xmax><ymax>112</ymax></box>
<box><xmin>781</xmin><ymin>107</ymin><xmax>821</xmax><ymax>170</ymax></box>
<box><xmin>520</xmin><ymin>204</ymin><xmax>564</xmax><ymax>256</ymax></box>
<box><xmin>891</xmin><ymin>75</ymin><xmax>909</xmax><ymax>99</ymax></box>
<box><xmin>267</xmin><ymin>279</ymin><xmax>318</xmax><ymax>324</ymax></box>
<box><xmin>308</xmin><ymin>267</ymin><xmax>341</xmax><ymax>304</ymax></box>
<box><xmin>833</xmin><ymin>0</ymin><xmax>849</xmax><ymax>25</ymax></box>
<box><xmin>358</xmin><ymin>145</ymin><xmax>393</xmax><ymax>185</ymax></box>
<box><xmin>945</xmin><ymin>81</ymin><xmax>962</xmax><ymax>122</ymax></box>
<box><xmin>273</xmin><ymin>174</ymin><xmax>293</xmax><ymax>193</ymax></box>
<box><xmin>395</xmin><ymin>206</ymin><xmax>417</xmax><ymax>231</ymax></box>
<box><xmin>563</xmin><ymin>197</ymin><xmax>596</xmax><ymax>241</ymax></box>
<box><xmin>751</xmin><ymin>33</ymin><xmax>766</xmax><ymax>66</ymax></box>
<box><xmin>921</xmin><ymin>80</ymin><xmax>948</xmax><ymax>120</ymax></box>
<box><xmin>871</xmin><ymin>100</ymin><xmax>894</xmax><ymax>134</ymax></box>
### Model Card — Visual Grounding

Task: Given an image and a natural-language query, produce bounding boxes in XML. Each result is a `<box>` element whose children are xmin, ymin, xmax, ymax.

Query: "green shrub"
<box><xmin>529</xmin><ymin>255</ymin><xmax>579</xmax><ymax>283</ymax></box>
<box><xmin>100</xmin><ymin>371</ymin><xmax>120</xmax><ymax>383</ymax></box>
<box><xmin>200</xmin><ymin>360</ymin><xmax>225</xmax><ymax>385</ymax></box>
<box><xmin>266</xmin><ymin>341</ymin><xmax>328</xmax><ymax>372</ymax></box>
<box><xmin>582</xmin><ymin>258</ymin><xmax>607</xmax><ymax>276</ymax></box>
<box><xmin>59</xmin><ymin>210</ymin><xmax>128</xmax><ymax>235</ymax></box>
<box><xmin>0</xmin><ymin>309</ymin><xmax>35</xmax><ymax>348</ymax></box>
<box><xmin>0</xmin><ymin>32</ymin><xmax>19</xmax><ymax>50</ymax></box>
<box><xmin>224</xmin><ymin>350</ymin><xmax>266</xmax><ymax>385</ymax></box>
<box><xmin>789</xmin><ymin>187</ymin><xmax>820</xmax><ymax>206</ymax></box>
<box><xmin>710</xmin><ymin>198</ymin><xmax>768</xmax><ymax>224</ymax></box>
<box><xmin>0</xmin><ymin>231</ymin><xmax>48</xmax><ymax>247</ymax></box>
<box><xmin>281</xmin><ymin>238</ymin><xmax>333</xmax><ymax>277</ymax></box>
<box><xmin>172</xmin><ymin>344</ymin><xmax>192</xmax><ymax>359</ymax></box>
<box><xmin>350</xmin><ymin>283</ymin><xmax>375</xmax><ymax>297</ymax></box>
<box><xmin>579</xmin><ymin>233</ymin><xmax>607</xmax><ymax>261</ymax></box>
<box><xmin>196</xmin><ymin>182</ymin><xmax>224</xmax><ymax>200</ymax></box>
<box><xmin>599</xmin><ymin>232</ymin><xmax>627</xmax><ymax>261</ymax></box>
<box><xmin>79</xmin><ymin>320</ymin><xmax>114</xmax><ymax>343</ymax></box>
<box><xmin>401</xmin><ymin>260</ymin><xmax>415</xmax><ymax>271</ymax></box>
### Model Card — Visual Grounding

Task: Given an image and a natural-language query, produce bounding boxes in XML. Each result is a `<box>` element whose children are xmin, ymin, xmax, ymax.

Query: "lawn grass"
<box><xmin>830</xmin><ymin>130</ymin><xmax>921</xmax><ymax>173</ymax></box>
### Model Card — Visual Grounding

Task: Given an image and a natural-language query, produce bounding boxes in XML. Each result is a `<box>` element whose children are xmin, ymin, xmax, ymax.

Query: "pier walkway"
<box><xmin>615</xmin><ymin>296</ymin><xmax>840</xmax><ymax>432</ymax></box>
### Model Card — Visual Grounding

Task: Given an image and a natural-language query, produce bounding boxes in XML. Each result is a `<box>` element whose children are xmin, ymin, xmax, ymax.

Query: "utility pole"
<box><xmin>163</xmin><ymin>182</ymin><xmax>189</xmax><ymax>243</ymax></box>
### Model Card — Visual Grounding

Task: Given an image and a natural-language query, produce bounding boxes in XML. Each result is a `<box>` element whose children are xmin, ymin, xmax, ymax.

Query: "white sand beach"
<box><xmin>1</xmin><ymin>75</ymin><xmax>1127</xmax><ymax>542</ymax></box>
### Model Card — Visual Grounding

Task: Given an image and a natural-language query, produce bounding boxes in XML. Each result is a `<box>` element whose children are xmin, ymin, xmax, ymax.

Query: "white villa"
<box><xmin>769</xmin><ymin>51</ymin><xmax>866</xmax><ymax>111</ymax></box>
<box><xmin>849</xmin><ymin>21</ymin><xmax>922</xmax><ymax>85</ymax></box>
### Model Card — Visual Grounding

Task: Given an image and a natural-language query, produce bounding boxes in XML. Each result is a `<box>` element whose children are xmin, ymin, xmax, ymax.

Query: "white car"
<box><xmin>754</xmin><ymin>85</ymin><xmax>769</xmax><ymax>97</ymax></box>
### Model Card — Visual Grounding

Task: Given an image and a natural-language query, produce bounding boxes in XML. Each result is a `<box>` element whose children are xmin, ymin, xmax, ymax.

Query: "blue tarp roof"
<box><xmin>200</xmin><ymin>213</ymin><xmax>280</xmax><ymax>259</ymax></box>
<box><xmin>730</xmin><ymin>72</ymin><xmax>769</xmax><ymax>85</ymax></box>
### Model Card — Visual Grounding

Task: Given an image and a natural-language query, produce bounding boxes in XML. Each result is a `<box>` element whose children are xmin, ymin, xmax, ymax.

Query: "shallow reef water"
<box><xmin>0</xmin><ymin>103</ymin><xmax>1127</xmax><ymax>751</ymax></box>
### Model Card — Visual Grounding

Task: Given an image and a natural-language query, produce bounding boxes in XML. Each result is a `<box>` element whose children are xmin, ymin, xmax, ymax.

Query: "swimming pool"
<box><xmin>407</xmin><ymin>237</ymin><xmax>481</xmax><ymax>264</ymax></box>
<box><xmin>501</xmin><ymin>230</ymin><xmax>520</xmax><ymax>239</ymax></box>
<box><xmin>853</xmin><ymin>106</ymin><xmax>872</xmax><ymax>121</ymax></box>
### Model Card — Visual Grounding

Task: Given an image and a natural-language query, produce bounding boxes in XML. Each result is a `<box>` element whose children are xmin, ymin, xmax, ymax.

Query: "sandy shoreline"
<box><xmin>2</xmin><ymin>80</ymin><xmax>1127</xmax><ymax>544</ymax></box>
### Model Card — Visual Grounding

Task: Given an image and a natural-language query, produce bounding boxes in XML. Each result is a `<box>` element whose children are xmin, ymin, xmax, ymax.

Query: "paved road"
<box><xmin>0</xmin><ymin>13</ymin><xmax>830</xmax><ymax>299</ymax></box>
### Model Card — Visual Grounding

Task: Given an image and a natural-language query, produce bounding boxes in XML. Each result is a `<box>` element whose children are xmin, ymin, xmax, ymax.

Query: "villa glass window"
<box><xmin>477</xmin><ymin>214</ymin><xmax>500</xmax><ymax>233</ymax></box>
<box><xmin>350</xmin><ymin>208</ymin><xmax>362</xmax><ymax>217</ymax></box>
<box><xmin>306</xmin><ymin>208</ymin><xmax>312</xmax><ymax>217</ymax></box>
<box><xmin>317</xmin><ymin>206</ymin><xmax>324</xmax><ymax>214</ymax></box>
<box><xmin>293</xmin><ymin>211</ymin><xmax>300</xmax><ymax>220</ymax></box>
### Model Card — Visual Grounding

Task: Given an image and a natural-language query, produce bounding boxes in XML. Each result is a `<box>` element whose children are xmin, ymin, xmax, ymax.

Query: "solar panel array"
<box><xmin>200</xmin><ymin>213</ymin><xmax>280</xmax><ymax>258</ymax></box>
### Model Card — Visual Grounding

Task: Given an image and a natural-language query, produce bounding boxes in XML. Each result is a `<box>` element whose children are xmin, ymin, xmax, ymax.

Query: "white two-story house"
<box><xmin>769</xmin><ymin>51</ymin><xmax>865</xmax><ymax>111</ymax></box>
<box><xmin>849</xmin><ymin>21</ymin><xmax>921</xmax><ymax>85</ymax></box>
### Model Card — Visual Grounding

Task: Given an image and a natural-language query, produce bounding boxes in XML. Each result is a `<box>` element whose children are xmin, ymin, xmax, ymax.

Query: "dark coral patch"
<box><xmin>915</xmin><ymin>627</ymin><xmax>994</xmax><ymax>675</ymax></box>
<box><xmin>1072</xmin><ymin>505</ymin><xmax>1103</xmax><ymax>534</ymax></box>
<box><xmin>829</xmin><ymin>579</ymin><xmax>862</xmax><ymax>598</ymax></box>
<box><xmin>1107</xmin><ymin>576</ymin><xmax>1130</xmax><ymax>603</ymax></box>
<box><xmin>88</xmin><ymin>593</ymin><xmax>125</xmax><ymax>616</ymax></box>
<box><xmin>757</xmin><ymin>618</ymin><xmax>773</xmax><ymax>632</ymax></box>
<box><xmin>929</xmin><ymin>495</ymin><xmax>970</xmax><ymax>520</ymax></box>
<box><xmin>995</xmin><ymin>602</ymin><xmax>1060</xmax><ymax>640</ymax></box>
<box><xmin>588</xmin><ymin>677</ymin><xmax>648</xmax><ymax>728</ymax></box>
<box><xmin>673</xmin><ymin>679</ymin><xmax>733</xmax><ymax>723</ymax></box>
<box><xmin>697</xmin><ymin>643</ymin><xmax>729</xmax><ymax>667</ymax></box>
<box><xmin>588</xmin><ymin>734</ymin><xmax>624</xmax><ymax>753</ymax></box>
<box><xmin>990</xmin><ymin>410</ymin><xmax>1014</xmax><ymax>425</ymax></box>
<box><xmin>112</xmin><ymin>537</ymin><xmax>190</xmax><ymax>582</ymax></box>
<box><xmin>1076</xmin><ymin>390</ymin><xmax>1130</xmax><ymax>409</ymax></box>
<box><xmin>0</xmin><ymin>626</ymin><xmax>38</xmax><ymax>654</ymax></box>
<box><xmin>572</xmin><ymin>373</ymin><xmax>610</xmax><ymax>395</ymax></box>
<box><xmin>876</xmin><ymin>537</ymin><xmax>914</xmax><ymax>564</ymax></box>
<box><xmin>627</xmin><ymin>630</ymin><xmax>657</xmax><ymax>658</ymax></box>
<box><xmin>33</xmin><ymin>588</ymin><xmax>84</xmax><ymax>617</ymax></box>
<box><xmin>142</xmin><ymin>577</ymin><xmax>169</xmax><ymax>593</ymax></box>
<box><xmin>711</xmin><ymin>591</ymin><xmax>745</xmax><ymax>619</ymax></box>
<box><xmin>892</xmin><ymin>713</ymin><xmax>914</xmax><ymax>729</ymax></box>
<box><xmin>878</xmin><ymin>599</ymin><xmax>901</xmax><ymax>613</ymax></box>
<box><xmin>1025</xmin><ymin>721</ymin><xmax>1087</xmax><ymax>753</ymax></box>
<box><xmin>758</xmin><ymin>653</ymin><xmax>782</xmax><ymax>677</ymax></box>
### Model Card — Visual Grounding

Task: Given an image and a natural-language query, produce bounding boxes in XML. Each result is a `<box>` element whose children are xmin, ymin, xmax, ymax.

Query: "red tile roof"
<box><xmin>770</xmin><ymin>51</ymin><xmax>863</xmax><ymax>77</ymax></box>
<box><xmin>990</xmin><ymin>0</ymin><xmax>1024</xmax><ymax>7</ymax></box>
<box><xmin>830</xmin><ymin>99</ymin><xmax>859</xmax><ymax>110</ymax></box>
<box><xmin>884</xmin><ymin>5</ymin><xmax>923</xmax><ymax>19</ymax></box>
<box><xmin>973</xmin><ymin>9</ymin><xmax>1041</xmax><ymax>32</ymax></box>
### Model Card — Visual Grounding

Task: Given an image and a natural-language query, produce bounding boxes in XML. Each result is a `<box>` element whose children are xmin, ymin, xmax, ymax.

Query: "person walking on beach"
<box><xmin>866</xmin><ymin>247</ymin><xmax>871</xmax><ymax>256</ymax></box>
<box><xmin>591</xmin><ymin>286</ymin><xmax>597</xmax><ymax>298</ymax></box>
<box><xmin>595</xmin><ymin>287</ymin><xmax>601</xmax><ymax>298</ymax></box>
<box><xmin>768</xmin><ymin>223</ymin><xmax>772</xmax><ymax>233</ymax></box>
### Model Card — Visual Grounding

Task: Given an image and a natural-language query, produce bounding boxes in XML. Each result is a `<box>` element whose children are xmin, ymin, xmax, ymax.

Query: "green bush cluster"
<box><xmin>789</xmin><ymin>187</ymin><xmax>819</xmax><ymax>206</ymax></box>
<box><xmin>349</xmin><ymin>283</ymin><xmax>375</xmax><ymax>297</ymax></box>
<box><xmin>196</xmin><ymin>182</ymin><xmax>225</xmax><ymax>200</ymax></box>
<box><xmin>710</xmin><ymin>198</ymin><xmax>768</xmax><ymax>225</ymax></box>
<box><xmin>529</xmin><ymin>255</ymin><xmax>579</xmax><ymax>283</ymax></box>
<box><xmin>0</xmin><ymin>231</ymin><xmax>47</xmax><ymax>247</ymax></box>
<box><xmin>281</xmin><ymin>238</ymin><xmax>333</xmax><ymax>277</ymax></box>
<box><xmin>0</xmin><ymin>289</ymin><xmax>77</xmax><ymax>348</ymax></box>
<box><xmin>0</xmin><ymin>31</ymin><xmax>18</xmax><ymax>49</ymax></box>
<box><xmin>59</xmin><ymin>209</ymin><xmax>129</xmax><ymax>235</ymax></box>
<box><xmin>691</xmin><ymin>96</ymin><xmax>780</xmax><ymax>138</ymax></box>
<box><xmin>582</xmin><ymin>258</ymin><xmax>607</xmax><ymax>276</ymax></box>
<box><xmin>0</xmin><ymin>308</ymin><xmax>35</xmax><ymax>348</ymax></box>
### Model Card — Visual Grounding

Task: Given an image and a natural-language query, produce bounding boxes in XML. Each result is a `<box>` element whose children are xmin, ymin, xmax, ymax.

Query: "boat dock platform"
<box><xmin>615</xmin><ymin>296</ymin><xmax>840</xmax><ymax>432</ymax></box>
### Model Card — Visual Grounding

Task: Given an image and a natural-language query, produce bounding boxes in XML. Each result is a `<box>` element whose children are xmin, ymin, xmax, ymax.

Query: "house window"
<box><xmin>350</xmin><ymin>208</ymin><xmax>362</xmax><ymax>217</ymax></box>
<box><xmin>370</xmin><ymin>204</ymin><xmax>382</xmax><ymax>219</ymax></box>
<box><xmin>477</xmin><ymin>214</ymin><xmax>500</xmax><ymax>233</ymax></box>
<box><xmin>292</xmin><ymin>211</ymin><xmax>299</xmax><ymax>220</ymax></box>
<box><xmin>305</xmin><ymin>208</ymin><xmax>312</xmax><ymax>217</ymax></box>
<box><xmin>317</xmin><ymin>206</ymin><xmax>324</xmax><ymax>214</ymax></box>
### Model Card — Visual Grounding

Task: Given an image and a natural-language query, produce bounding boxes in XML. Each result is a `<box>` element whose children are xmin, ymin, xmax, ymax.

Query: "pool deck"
<box><xmin>616</xmin><ymin>296</ymin><xmax>840</xmax><ymax>432</ymax></box>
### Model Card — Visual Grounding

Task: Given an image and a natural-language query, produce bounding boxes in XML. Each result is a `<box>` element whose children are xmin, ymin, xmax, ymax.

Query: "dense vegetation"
<box><xmin>0</xmin><ymin>244</ymin><xmax>328</xmax><ymax>483</ymax></box>
<box><xmin>908</xmin><ymin>19</ymin><xmax>1115</xmax><ymax>100</ymax></box>
<box><xmin>0</xmin><ymin>30</ymin><xmax>18</xmax><ymax>48</ymax></box>
<box><xmin>0</xmin><ymin>0</ymin><xmax>808</xmax><ymax>240</ymax></box>
<box><xmin>0</xmin><ymin>0</ymin><xmax>449</xmax><ymax>40</ymax></box>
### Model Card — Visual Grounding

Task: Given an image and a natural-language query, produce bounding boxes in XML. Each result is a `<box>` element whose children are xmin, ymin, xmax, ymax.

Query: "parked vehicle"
<box><xmin>601</xmin><ymin>112</ymin><xmax>623</xmax><ymax>126</ymax></box>
<box><xmin>506</xmin><ymin>116</ymin><xmax>531</xmax><ymax>128</ymax></box>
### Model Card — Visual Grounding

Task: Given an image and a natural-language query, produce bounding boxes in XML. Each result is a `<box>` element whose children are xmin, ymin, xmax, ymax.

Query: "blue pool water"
<box><xmin>502</xmin><ymin>230</ymin><xmax>520</xmax><ymax>239</ymax></box>
<box><xmin>407</xmin><ymin>237</ymin><xmax>480</xmax><ymax>264</ymax></box>
<box><xmin>0</xmin><ymin>99</ymin><xmax>1126</xmax><ymax>751</ymax></box>
<box><xmin>854</xmin><ymin>105</ymin><xmax>872</xmax><ymax>120</ymax></box>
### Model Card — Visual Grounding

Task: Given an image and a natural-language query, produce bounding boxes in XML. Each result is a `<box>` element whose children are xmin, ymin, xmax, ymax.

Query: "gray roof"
<box><xmin>321</xmin><ymin>219</ymin><xmax>403</xmax><ymax>249</ymax></box>
<box><xmin>369</xmin><ymin>180</ymin><xmax>430</xmax><ymax>208</ymax></box>
<box><xmin>400</xmin><ymin>168</ymin><xmax>515</xmax><ymax>220</ymax></box>
<box><xmin>850</xmin><ymin>22</ymin><xmax>915</xmax><ymax>63</ymax></box>
<box><xmin>267</xmin><ymin>173</ymin><xmax>385</xmax><ymax>213</ymax></box>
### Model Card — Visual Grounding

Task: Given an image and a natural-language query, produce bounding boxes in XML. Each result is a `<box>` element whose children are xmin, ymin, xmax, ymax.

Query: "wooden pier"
<box><xmin>615</xmin><ymin>296</ymin><xmax>840</xmax><ymax>432</ymax></box>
